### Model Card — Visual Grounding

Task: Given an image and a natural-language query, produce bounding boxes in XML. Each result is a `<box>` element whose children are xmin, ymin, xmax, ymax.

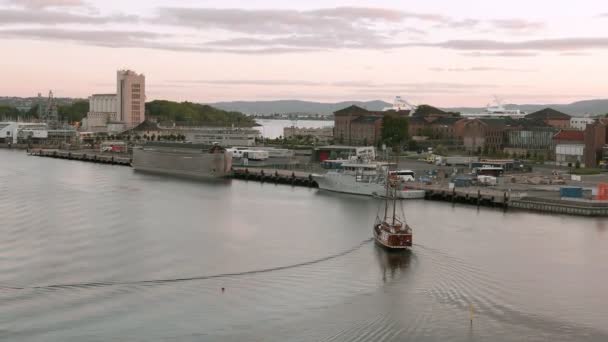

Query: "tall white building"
<box><xmin>117</xmin><ymin>70</ymin><xmax>146</xmax><ymax>129</ymax></box>
<box><xmin>90</xmin><ymin>94</ymin><xmax>117</xmax><ymax>114</ymax></box>
<box><xmin>86</xmin><ymin>94</ymin><xmax>118</xmax><ymax>132</ymax></box>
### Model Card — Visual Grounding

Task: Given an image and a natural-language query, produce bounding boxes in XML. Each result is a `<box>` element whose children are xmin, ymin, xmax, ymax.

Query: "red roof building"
<box><xmin>553</xmin><ymin>130</ymin><xmax>585</xmax><ymax>142</ymax></box>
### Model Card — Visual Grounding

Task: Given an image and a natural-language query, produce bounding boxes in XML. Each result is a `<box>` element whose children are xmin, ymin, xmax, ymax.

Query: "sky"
<box><xmin>1</xmin><ymin>0</ymin><xmax>607</xmax><ymax>107</ymax></box>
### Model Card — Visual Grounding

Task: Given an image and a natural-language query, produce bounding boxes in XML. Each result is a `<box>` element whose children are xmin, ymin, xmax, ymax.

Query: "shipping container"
<box><xmin>560</xmin><ymin>186</ymin><xmax>583</xmax><ymax>198</ymax></box>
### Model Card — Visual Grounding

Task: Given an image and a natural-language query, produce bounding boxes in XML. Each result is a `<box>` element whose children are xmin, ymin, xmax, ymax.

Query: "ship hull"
<box><xmin>132</xmin><ymin>146</ymin><xmax>232</xmax><ymax>180</ymax></box>
<box><xmin>313</xmin><ymin>173</ymin><xmax>385</xmax><ymax>196</ymax></box>
<box><xmin>373</xmin><ymin>225</ymin><xmax>412</xmax><ymax>249</ymax></box>
<box><xmin>313</xmin><ymin>174</ymin><xmax>425</xmax><ymax>199</ymax></box>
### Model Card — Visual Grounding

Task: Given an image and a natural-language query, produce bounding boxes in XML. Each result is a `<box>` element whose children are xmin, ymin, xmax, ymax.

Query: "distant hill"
<box><xmin>210</xmin><ymin>99</ymin><xmax>608</xmax><ymax>116</ymax></box>
<box><xmin>444</xmin><ymin>99</ymin><xmax>608</xmax><ymax>116</ymax></box>
<box><xmin>209</xmin><ymin>100</ymin><xmax>392</xmax><ymax>116</ymax></box>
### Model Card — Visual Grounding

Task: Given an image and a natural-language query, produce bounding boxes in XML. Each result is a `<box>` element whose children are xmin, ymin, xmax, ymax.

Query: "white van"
<box><xmin>226</xmin><ymin>148</ymin><xmax>270</xmax><ymax>161</ymax></box>
<box><xmin>390</xmin><ymin>170</ymin><xmax>415</xmax><ymax>182</ymax></box>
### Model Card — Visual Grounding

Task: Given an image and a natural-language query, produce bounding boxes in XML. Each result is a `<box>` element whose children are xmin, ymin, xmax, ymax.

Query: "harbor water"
<box><xmin>1</xmin><ymin>149</ymin><xmax>608</xmax><ymax>341</ymax></box>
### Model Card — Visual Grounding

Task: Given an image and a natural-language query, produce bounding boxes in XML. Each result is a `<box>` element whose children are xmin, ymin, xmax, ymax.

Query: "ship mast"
<box><xmin>392</xmin><ymin>181</ymin><xmax>397</xmax><ymax>226</ymax></box>
<box><xmin>383</xmin><ymin>166</ymin><xmax>390</xmax><ymax>221</ymax></box>
<box><xmin>391</xmin><ymin>152</ymin><xmax>400</xmax><ymax>226</ymax></box>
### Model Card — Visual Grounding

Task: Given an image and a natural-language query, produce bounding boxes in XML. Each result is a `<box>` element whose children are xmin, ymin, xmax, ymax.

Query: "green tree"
<box><xmin>435</xmin><ymin>144</ymin><xmax>447</xmax><ymax>156</ymax></box>
<box><xmin>26</xmin><ymin>104</ymin><xmax>40</xmax><ymax>118</ymax></box>
<box><xmin>145</xmin><ymin>100</ymin><xmax>256</xmax><ymax>127</ymax></box>
<box><xmin>575</xmin><ymin>160</ymin><xmax>581</xmax><ymax>169</ymax></box>
<box><xmin>407</xmin><ymin>139</ymin><xmax>418</xmax><ymax>151</ymax></box>
<box><xmin>381</xmin><ymin>115</ymin><xmax>409</xmax><ymax>150</ymax></box>
<box><xmin>483</xmin><ymin>145</ymin><xmax>489</xmax><ymax>156</ymax></box>
<box><xmin>58</xmin><ymin>100</ymin><xmax>89</xmax><ymax>123</ymax></box>
<box><xmin>0</xmin><ymin>105</ymin><xmax>21</xmax><ymax>118</ymax></box>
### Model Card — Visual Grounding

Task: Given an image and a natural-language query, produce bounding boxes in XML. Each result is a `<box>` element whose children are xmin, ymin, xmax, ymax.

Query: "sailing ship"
<box><xmin>373</xmin><ymin>173</ymin><xmax>413</xmax><ymax>250</ymax></box>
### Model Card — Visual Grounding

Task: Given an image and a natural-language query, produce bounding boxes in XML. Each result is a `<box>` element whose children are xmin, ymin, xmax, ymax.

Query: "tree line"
<box><xmin>0</xmin><ymin>99</ymin><xmax>256</xmax><ymax>127</ymax></box>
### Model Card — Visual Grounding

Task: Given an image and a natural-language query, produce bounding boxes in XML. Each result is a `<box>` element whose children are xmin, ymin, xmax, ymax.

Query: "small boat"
<box><xmin>373</xmin><ymin>175</ymin><xmax>413</xmax><ymax>249</ymax></box>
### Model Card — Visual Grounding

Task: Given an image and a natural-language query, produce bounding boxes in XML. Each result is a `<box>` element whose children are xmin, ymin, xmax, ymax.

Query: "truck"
<box><xmin>477</xmin><ymin>175</ymin><xmax>498</xmax><ymax>186</ymax></box>
<box><xmin>436</xmin><ymin>156</ymin><xmax>479</xmax><ymax>166</ymax></box>
<box><xmin>241</xmin><ymin>150</ymin><xmax>270</xmax><ymax>161</ymax></box>
<box><xmin>100</xmin><ymin>141</ymin><xmax>127</xmax><ymax>153</ymax></box>
<box><xmin>425</xmin><ymin>154</ymin><xmax>439</xmax><ymax>164</ymax></box>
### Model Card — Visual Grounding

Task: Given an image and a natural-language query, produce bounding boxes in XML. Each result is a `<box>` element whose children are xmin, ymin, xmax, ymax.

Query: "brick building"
<box><xmin>333</xmin><ymin>105</ymin><xmax>409</xmax><ymax>145</ymax></box>
<box><xmin>525</xmin><ymin>108</ymin><xmax>571</xmax><ymax>129</ymax></box>
<box><xmin>349</xmin><ymin>116</ymin><xmax>383</xmax><ymax>145</ymax></box>
<box><xmin>429</xmin><ymin>117</ymin><xmax>466</xmax><ymax>141</ymax></box>
<box><xmin>462</xmin><ymin>118</ymin><xmax>507</xmax><ymax>152</ymax></box>
<box><xmin>408</xmin><ymin>116</ymin><xmax>466</xmax><ymax>144</ymax></box>
<box><xmin>584</xmin><ymin>119</ymin><xmax>608</xmax><ymax>168</ymax></box>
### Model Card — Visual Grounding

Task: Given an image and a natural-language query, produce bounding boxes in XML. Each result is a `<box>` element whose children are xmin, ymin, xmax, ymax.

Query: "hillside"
<box><xmin>146</xmin><ymin>100</ymin><xmax>256</xmax><ymax>127</ymax></box>
<box><xmin>209</xmin><ymin>100</ymin><xmax>391</xmax><ymax>116</ymax></box>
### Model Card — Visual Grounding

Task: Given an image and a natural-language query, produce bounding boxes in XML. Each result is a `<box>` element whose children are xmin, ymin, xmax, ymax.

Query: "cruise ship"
<box><xmin>461</xmin><ymin>97</ymin><xmax>526</xmax><ymax>118</ymax></box>
<box><xmin>382</xmin><ymin>96</ymin><xmax>417</xmax><ymax>114</ymax></box>
<box><xmin>132</xmin><ymin>142</ymin><xmax>233</xmax><ymax>179</ymax></box>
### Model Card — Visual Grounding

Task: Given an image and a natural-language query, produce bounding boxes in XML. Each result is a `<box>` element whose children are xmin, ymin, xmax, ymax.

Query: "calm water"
<box><xmin>1</xmin><ymin>149</ymin><xmax>607</xmax><ymax>341</ymax></box>
<box><xmin>255</xmin><ymin>119</ymin><xmax>333</xmax><ymax>139</ymax></box>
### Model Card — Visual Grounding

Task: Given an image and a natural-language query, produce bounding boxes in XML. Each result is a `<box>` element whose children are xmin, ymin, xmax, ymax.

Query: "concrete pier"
<box><xmin>28</xmin><ymin>149</ymin><xmax>132</xmax><ymax>166</ymax></box>
<box><xmin>407</xmin><ymin>183</ymin><xmax>514</xmax><ymax>208</ymax></box>
<box><xmin>231</xmin><ymin>167</ymin><xmax>318</xmax><ymax>188</ymax></box>
<box><xmin>510</xmin><ymin>197</ymin><xmax>608</xmax><ymax>216</ymax></box>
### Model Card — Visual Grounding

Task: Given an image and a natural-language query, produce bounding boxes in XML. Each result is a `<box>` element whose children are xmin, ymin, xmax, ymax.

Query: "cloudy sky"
<box><xmin>1</xmin><ymin>0</ymin><xmax>607</xmax><ymax>106</ymax></box>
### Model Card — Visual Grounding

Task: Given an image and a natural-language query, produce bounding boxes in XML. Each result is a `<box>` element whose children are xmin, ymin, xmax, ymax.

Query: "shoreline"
<box><xmin>13</xmin><ymin>147</ymin><xmax>608</xmax><ymax>217</ymax></box>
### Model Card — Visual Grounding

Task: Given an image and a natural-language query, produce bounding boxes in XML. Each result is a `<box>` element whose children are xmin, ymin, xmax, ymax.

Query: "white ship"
<box><xmin>383</xmin><ymin>96</ymin><xmax>417</xmax><ymax>115</ymax></box>
<box><xmin>462</xmin><ymin>96</ymin><xmax>526</xmax><ymax>118</ymax></box>
<box><xmin>312</xmin><ymin>161</ymin><xmax>425</xmax><ymax>199</ymax></box>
